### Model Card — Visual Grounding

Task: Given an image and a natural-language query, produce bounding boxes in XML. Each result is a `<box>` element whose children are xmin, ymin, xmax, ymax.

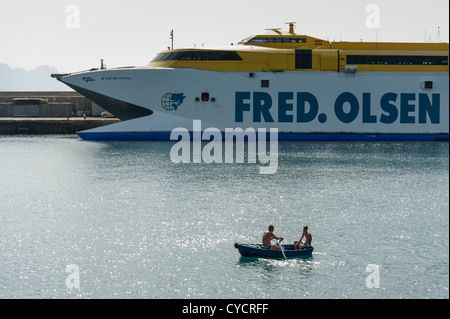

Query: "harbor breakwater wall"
<box><xmin>0</xmin><ymin>91</ymin><xmax>120</xmax><ymax>134</ymax></box>
<box><xmin>0</xmin><ymin>117</ymin><xmax>120</xmax><ymax>134</ymax></box>
<box><xmin>0</xmin><ymin>91</ymin><xmax>96</xmax><ymax>115</ymax></box>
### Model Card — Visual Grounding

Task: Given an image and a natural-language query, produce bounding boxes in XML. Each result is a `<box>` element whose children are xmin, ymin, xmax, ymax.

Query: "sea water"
<box><xmin>0</xmin><ymin>135</ymin><xmax>448</xmax><ymax>299</ymax></box>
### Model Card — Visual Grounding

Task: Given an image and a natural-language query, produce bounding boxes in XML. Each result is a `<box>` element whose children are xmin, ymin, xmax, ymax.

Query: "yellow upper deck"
<box><xmin>148</xmin><ymin>24</ymin><xmax>449</xmax><ymax>73</ymax></box>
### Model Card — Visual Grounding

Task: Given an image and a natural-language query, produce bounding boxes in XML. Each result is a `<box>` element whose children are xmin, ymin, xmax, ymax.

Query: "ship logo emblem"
<box><xmin>161</xmin><ymin>93</ymin><xmax>186</xmax><ymax>111</ymax></box>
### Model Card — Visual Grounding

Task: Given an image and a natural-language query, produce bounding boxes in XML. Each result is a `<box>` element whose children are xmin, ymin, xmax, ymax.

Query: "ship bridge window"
<box><xmin>347</xmin><ymin>55</ymin><xmax>448</xmax><ymax>65</ymax></box>
<box><xmin>247</xmin><ymin>37</ymin><xmax>307</xmax><ymax>44</ymax></box>
<box><xmin>248</xmin><ymin>38</ymin><xmax>266</xmax><ymax>43</ymax></box>
<box><xmin>151</xmin><ymin>51</ymin><xmax>243</xmax><ymax>62</ymax></box>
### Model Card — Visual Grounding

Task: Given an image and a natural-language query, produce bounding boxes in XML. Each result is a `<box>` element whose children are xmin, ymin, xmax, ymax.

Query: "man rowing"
<box><xmin>262</xmin><ymin>225</ymin><xmax>284</xmax><ymax>250</ymax></box>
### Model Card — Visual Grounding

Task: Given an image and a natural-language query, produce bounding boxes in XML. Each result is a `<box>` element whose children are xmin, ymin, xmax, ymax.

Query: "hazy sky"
<box><xmin>0</xmin><ymin>0</ymin><xmax>448</xmax><ymax>72</ymax></box>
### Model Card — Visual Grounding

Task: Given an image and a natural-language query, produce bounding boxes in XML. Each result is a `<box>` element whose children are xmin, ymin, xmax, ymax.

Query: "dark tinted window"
<box><xmin>295</xmin><ymin>50</ymin><xmax>312</xmax><ymax>69</ymax></box>
<box><xmin>248</xmin><ymin>37</ymin><xmax>307</xmax><ymax>44</ymax></box>
<box><xmin>152</xmin><ymin>51</ymin><xmax>243</xmax><ymax>62</ymax></box>
<box><xmin>347</xmin><ymin>55</ymin><xmax>448</xmax><ymax>65</ymax></box>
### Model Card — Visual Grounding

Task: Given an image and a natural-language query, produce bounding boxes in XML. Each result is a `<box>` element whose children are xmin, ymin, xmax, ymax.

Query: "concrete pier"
<box><xmin>0</xmin><ymin>117</ymin><xmax>120</xmax><ymax>134</ymax></box>
<box><xmin>0</xmin><ymin>91</ymin><xmax>120</xmax><ymax>134</ymax></box>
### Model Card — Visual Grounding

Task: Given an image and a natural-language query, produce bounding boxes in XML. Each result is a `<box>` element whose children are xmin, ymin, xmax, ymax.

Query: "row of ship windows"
<box><xmin>244</xmin><ymin>37</ymin><xmax>307</xmax><ymax>44</ymax></box>
<box><xmin>347</xmin><ymin>55</ymin><xmax>448</xmax><ymax>65</ymax></box>
<box><xmin>152</xmin><ymin>51</ymin><xmax>243</xmax><ymax>61</ymax></box>
<box><xmin>151</xmin><ymin>51</ymin><xmax>448</xmax><ymax>67</ymax></box>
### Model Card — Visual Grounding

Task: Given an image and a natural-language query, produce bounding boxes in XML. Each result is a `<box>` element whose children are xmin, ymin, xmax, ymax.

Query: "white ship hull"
<box><xmin>57</xmin><ymin>67</ymin><xmax>449</xmax><ymax>141</ymax></box>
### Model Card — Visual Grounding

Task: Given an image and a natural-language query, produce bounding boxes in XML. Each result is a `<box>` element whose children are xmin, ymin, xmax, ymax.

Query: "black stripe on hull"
<box><xmin>61</xmin><ymin>82</ymin><xmax>153</xmax><ymax>121</ymax></box>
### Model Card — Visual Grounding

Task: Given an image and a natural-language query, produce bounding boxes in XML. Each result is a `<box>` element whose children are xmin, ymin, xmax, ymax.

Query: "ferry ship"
<box><xmin>52</xmin><ymin>23</ymin><xmax>449</xmax><ymax>141</ymax></box>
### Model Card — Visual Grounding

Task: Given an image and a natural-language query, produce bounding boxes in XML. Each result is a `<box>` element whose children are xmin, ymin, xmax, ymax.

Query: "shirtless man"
<box><xmin>294</xmin><ymin>226</ymin><xmax>312</xmax><ymax>250</ymax></box>
<box><xmin>262</xmin><ymin>225</ymin><xmax>283</xmax><ymax>250</ymax></box>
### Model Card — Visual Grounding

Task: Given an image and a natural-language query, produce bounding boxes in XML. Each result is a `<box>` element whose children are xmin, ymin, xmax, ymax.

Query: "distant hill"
<box><xmin>0</xmin><ymin>63</ymin><xmax>71</xmax><ymax>91</ymax></box>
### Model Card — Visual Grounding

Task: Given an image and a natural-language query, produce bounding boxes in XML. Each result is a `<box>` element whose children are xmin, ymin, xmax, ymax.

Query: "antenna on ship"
<box><xmin>170</xmin><ymin>29</ymin><xmax>174</xmax><ymax>50</ymax></box>
<box><xmin>435</xmin><ymin>26</ymin><xmax>441</xmax><ymax>43</ymax></box>
<box><xmin>426</xmin><ymin>27</ymin><xmax>441</xmax><ymax>43</ymax></box>
<box><xmin>285</xmin><ymin>22</ymin><xmax>296</xmax><ymax>34</ymax></box>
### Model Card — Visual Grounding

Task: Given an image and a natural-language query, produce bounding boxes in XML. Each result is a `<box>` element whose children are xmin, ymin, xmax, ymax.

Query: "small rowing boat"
<box><xmin>234</xmin><ymin>243</ymin><xmax>313</xmax><ymax>258</ymax></box>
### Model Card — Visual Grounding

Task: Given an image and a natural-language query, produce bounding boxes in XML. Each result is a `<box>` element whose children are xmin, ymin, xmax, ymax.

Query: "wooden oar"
<box><xmin>278</xmin><ymin>240</ymin><xmax>287</xmax><ymax>260</ymax></box>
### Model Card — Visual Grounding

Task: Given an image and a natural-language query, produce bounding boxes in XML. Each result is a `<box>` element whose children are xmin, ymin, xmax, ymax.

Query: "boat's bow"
<box><xmin>51</xmin><ymin>69</ymin><xmax>153</xmax><ymax>121</ymax></box>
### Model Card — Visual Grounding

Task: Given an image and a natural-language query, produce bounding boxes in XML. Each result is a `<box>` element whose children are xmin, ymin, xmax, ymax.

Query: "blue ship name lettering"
<box><xmin>235</xmin><ymin>92</ymin><xmax>440</xmax><ymax>125</ymax></box>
